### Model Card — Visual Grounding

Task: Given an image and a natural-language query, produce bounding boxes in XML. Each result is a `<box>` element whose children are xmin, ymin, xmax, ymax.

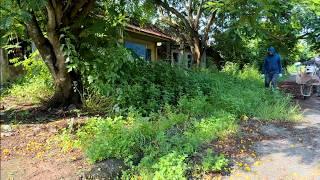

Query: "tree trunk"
<box><xmin>192</xmin><ymin>37</ymin><xmax>201</xmax><ymax>66</ymax></box>
<box><xmin>51</xmin><ymin>70</ymin><xmax>81</xmax><ymax>106</ymax></box>
<box><xmin>189</xmin><ymin>36</ymin><xmax>206</xmax><ymax>68</ymax></box>
<box><xmin>26</xmin><ymin>14</ymin><xmax>81</xmax><ymax>107</ymax></box>
<box><xmin>200</xmin><ymin>50</ymin><xmax>207</xmax><ymax>68</ymax></box>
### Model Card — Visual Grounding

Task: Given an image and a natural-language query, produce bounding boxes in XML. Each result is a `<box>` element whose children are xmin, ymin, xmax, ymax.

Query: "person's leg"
<box><xmin>265</xmin><ymin>73</ymin><xmax>271</xmax><ymax>88</ymax></box>
<box><xmin>271</xmin><ymin>73</ymin><xmax>279</xmax><ymax>91</ymax></box>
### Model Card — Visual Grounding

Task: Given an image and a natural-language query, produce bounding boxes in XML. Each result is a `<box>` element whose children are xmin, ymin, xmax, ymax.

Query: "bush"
<box><xmin>152</xmin><ymin>152</ymin><xmax>187</xmax><ymax>180</ymax></box>
<box><xmin>201</xmin><ymin>149</ymin><xmax>229</xmax><ymax>173</ymax></box>
<box><xmin>83</xmin><ymin>54</ymin><xmax>300</xmax><ymax>120</ymax></box>
<box><xmin>81</xmin><ymin>89</ymin><xmax>114</xmax><ymax>115</ymax></box>
<box><xmin>73</xmin><ymin>109</ymin><xmax>237</xmax><ymax>179</ymax></box>
<box><xmin>5</xmin><ymin>51</ymin><xmax>54</xmax><ymax>103</ymax></box>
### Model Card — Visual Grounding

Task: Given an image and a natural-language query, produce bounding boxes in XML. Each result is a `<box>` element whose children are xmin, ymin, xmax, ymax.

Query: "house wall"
<box><xmin>125</xmin><ymin>36</ymin><xmax>157</xmax><ymax>61</ymax></box>
<box><xmin>170</xmin><ymin>46</ymin><xmax>193</xmax><ymax>68</ymax></box>
<box><xmin>124</xmin><ymin>30</ymin><xmax>194</xmax><ymax>67</ymax></box>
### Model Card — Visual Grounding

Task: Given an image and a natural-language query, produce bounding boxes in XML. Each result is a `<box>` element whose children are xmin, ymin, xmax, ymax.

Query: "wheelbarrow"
<box><xmin>295</xmin><ymin>62</ymin><xmax>320</xmax><ymax>99</ymax></box>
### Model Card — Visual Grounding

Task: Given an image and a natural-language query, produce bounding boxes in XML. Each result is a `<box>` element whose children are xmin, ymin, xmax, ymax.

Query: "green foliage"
<box><xmin>4</xmin><ymin>51</ymin><xmax>54</xmax><ymax>103</ymax></box>
<box><xmin>210</xmin><ymin>0</ymin><xmax>319</xmax><ymax>68</ymax></box>
<box><xmin>152</xmin><ymin>152</ymin><xmax>187</xmax><ymax>180</ymax></box>
<box><xmin>201</xmin><ymin>149</ymin><xmax>229</xmax><ymax>173</ymax></box>
<box><xmin>80</xmin><ymin>52</ymin><xmax>192</xmax><ymax>115</ymax></box>
<box><xmin>69</xmin><ymin>65</ymin><xmax>300</xmax><ymax>176</ymax></box>
<box><xmin>218</xmin><ymin>63</ymin><xmax>301</xmax><ymax>121</ymax></box>
<box><xmin>73</xmin><ymin>109</ymin><xmax>236</xmax><ymax>179</ymax></box>
<box><xmin>72</xmin><ymin>53</ymin><xmax>302</xmax><ymax>119</ymax></box>
<box><xmin>81</xmin><ymin>54</ymin><xmax>300</xmax><ymax>120</ymax></box>
<box><xmin>81</xmin><ymin>90</ymin><xmax>114</xmax><ymax>115</ymax></box>
<box><xmin>75</xmin><ymin>113</ymin><xmax>155</xmax><ymax>164</ymax></box>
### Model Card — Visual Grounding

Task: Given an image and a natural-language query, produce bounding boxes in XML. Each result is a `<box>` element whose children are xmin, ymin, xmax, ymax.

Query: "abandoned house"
<box><xmin>123</xmin><ymin>23</ymin><xmax>195</xmax><ymax>68</ymax></box>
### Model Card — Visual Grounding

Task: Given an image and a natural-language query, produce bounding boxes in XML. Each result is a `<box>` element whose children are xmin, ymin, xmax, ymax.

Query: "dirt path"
<box><xmin>225</xmin><ymin>95</ymin><xmax>320</xmax><ymax>179</ymax></box>
<box><xmin>0</xmin><ymin>98</ymin><xmax>90</xmax><ymax>180</ymax></box>
<box><xmin>0</xmin><ymin>119</ymin><xmax>90</xmax><ymax>180</ymax></box>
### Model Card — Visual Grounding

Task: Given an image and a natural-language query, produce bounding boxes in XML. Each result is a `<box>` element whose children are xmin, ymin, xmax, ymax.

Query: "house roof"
<box><xmin>125</xmin><ymin>23</ymin><xmax>174</xmax><ymax>42</ymax></box>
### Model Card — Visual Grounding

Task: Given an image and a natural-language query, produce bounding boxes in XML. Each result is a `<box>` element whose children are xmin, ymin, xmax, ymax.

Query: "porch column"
<box><xmin>0</xmin><ymin>48</ymin><xmax>9</xmax><ymax>84</ymax></box>
<box><xmin>166</xmin><ymin>42</ymin><xmax>171</xmax><ymax>61</ymax></box>
<box><xmin>178</xmin><ymin>43</ymin><xmax>186</xmax><ymax>67</ymax></box>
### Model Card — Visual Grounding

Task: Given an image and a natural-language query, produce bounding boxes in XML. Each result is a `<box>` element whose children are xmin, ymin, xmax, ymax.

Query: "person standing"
<box><xmin>263</xmin><ymin>47</ymin><xmax>282</xmax><ymax>90</ymax></box>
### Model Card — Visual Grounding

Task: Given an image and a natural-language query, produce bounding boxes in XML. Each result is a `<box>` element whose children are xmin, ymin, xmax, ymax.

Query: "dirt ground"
<box><xmin>0</xmin><ymin>97</ymin><xmax>90</xmax><ymax>180</ymax></box>
<box><xmin>1</xmin><ymin>80</ymin><xmax>319</xmax><ymax>180</ymax></box>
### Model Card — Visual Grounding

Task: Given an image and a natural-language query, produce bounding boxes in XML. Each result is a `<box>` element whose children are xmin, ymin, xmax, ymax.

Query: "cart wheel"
<box><xmin>300</xmin><ymin>84</ymin><xmax>313</xmax><ymax>99</ymax></box>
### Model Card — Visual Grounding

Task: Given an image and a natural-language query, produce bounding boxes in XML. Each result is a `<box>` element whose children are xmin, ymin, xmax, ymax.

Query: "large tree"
<box><xmin>154</xmin><ymin>0</ymin><xmax>319</xmax><ymax>67</ymax></box>
<box><xmin>211</xmin><ymin>0</ymin><xmax>320</xmax><ymax>66</ymax></box>
<box><xmin>1</xmin><ymin>0</ymin><xmax>156</xmax><ymax>106</ymax></box>
<box><xmin>153</xmin><ymin>0</ymin><xmax>219</xmax><ymax>67</ymax></box>
<box><xmin>1</xmin><ymin>0</ymin><xmax>97</xmax><ymax>105</ymax></box>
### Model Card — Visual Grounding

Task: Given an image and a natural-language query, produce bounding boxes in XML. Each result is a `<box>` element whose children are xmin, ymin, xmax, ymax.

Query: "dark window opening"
<box><xmin>146</xmin><ymin>49</ymin><xmax>151</xmax><ymax>62</ymax></box>
<box><xmin>173</xmin><ymin>52</ymin><xmax>179</xmax><ymax>64</ymax></box>
<box><xmin>187</xmin><ymin>54</ymin><xmax>193</xmax><ymax>68</ymax></box>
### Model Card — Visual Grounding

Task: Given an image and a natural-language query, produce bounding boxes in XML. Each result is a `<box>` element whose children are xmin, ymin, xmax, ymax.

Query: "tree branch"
<box><xmin>70</xmin><ymin>0</ymin><xmax>88</xmax><ymax>18</ymax></box>
<box><xmin>63</xmin><ymin>0</ymin><xmax>72</xmax><ymax>14</ymax></box>
<box><xmin>194</xmin><ymin>0</ymin><xmax>204</xmax><ymax>28</ymax></box>
<box><xmin>61</xmin><ymin>0</ymin><xmax>95</xmax><ymax>26</ymax></box>
<box><xmin>188</xmin><ymin>0</ymin><xmax>193</xmax><ymax>27</ymax></box>
<box><xmin>203</xmin><ymin>10</ymin><xmax>217</xmax><ymax>44</ymax></box>
<box><xmin>77</xmin><ymin>0</ymin><xmax>95</xmax><ymax>18</ymax></box>
<box><xmin>154</xmin><ymin>0</ymin><xmax>193</xmax><ymax>32</ymax></box>
<box><xmin>51</xmin><ymin>0</ymin><xmax>63</xmax><ymax>26</ymax></box>
<box><xmin>25</xmin><ymin>13</ymin><xmax>58</xmax><ymax>78</ymax></box>
<box><xmin>296</xmin><ymin>31</ymin><xmax>315</xmax><ymax>39</ymax></box>
<box><xmin>46</xmin><ymin>0</ymin><xmax>56</xmax><ymax>33</ymax></box>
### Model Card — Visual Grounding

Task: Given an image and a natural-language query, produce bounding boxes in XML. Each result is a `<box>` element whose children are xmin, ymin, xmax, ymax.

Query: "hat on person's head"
<box><xmin>267</xmin><ymin>47</ymin><xmax>276</xmax><ymax>55</ymax></box>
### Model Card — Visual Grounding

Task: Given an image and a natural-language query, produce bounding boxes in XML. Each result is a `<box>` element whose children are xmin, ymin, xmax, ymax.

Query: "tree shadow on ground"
<box><xmin>253</xmin><ymin>96</ymin><xmax>320</xmax><ymax>166</ymax></box>
<box><xmin>256</xmin><ymin>123</ymin><xmax>320</xmax><ymax>165</ymax></box>
<box><xmin>0</xmin><ymin>105</ymin><xmax>79</xmax><ymax>125</ymax></box>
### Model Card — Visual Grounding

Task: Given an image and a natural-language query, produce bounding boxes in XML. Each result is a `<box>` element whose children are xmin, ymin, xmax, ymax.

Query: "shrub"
<box><xmin>152</xmin><ymin>152</ymin><xmax>187</xmax><ymax>180</ymax></box>
<box><xmin>201</xmin><ymin>149</ymin><xmax>229</xmax><ymax>173</ymax></box>
<box><xmin>81</xmin><ymin>89</ymin><xmax>114</xmax><ymax>115</ymax></box>
<box><xmin>5</xmin><ymin>51</ymin><xmax>54</xmax><ymax>103</ymax></box>
<box><xmin>75</xmin><ymin>114</ymin><xmax>155</xmax><ymax>164</ymax></box>
<box><xmin>72</xmin><ymin>108</ymin><xmax>237</xmax><ymax>178</ymax></box>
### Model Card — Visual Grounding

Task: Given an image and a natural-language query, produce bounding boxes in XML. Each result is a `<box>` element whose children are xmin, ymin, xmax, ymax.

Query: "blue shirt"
<box><xmin>263</xmin><ymin>47</ymin><xmax>282</xmax><ymax>74</ymax></box>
